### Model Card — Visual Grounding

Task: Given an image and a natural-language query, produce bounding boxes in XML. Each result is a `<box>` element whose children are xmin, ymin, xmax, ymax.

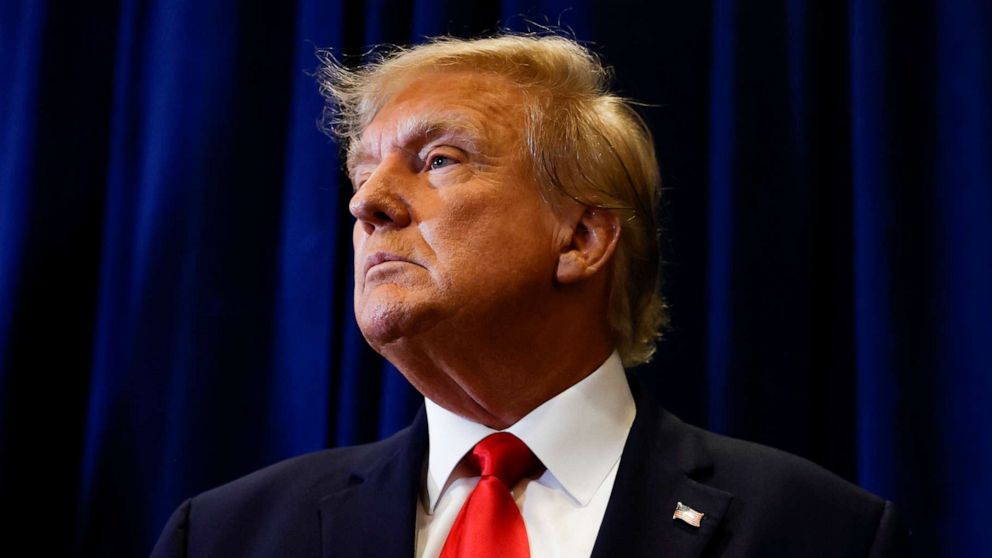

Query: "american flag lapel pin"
<box><xmin>673</xmin><ymin>501</ymin><xmax>705</xmax><ymax>528</ymax></box>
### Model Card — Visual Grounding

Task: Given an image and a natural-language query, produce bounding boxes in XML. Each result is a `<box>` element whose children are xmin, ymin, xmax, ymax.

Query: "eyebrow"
<box><xmin>347</xmin><ymin>113</ymin><xmax>486</xmax><ymax>174</ymax></box>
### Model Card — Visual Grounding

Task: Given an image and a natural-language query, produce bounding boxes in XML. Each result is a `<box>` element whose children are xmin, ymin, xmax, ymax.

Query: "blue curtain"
<box><xmin>1</xmin><ymin>1</ymin><xmax>989</xmax><ymax>555</ymax></box>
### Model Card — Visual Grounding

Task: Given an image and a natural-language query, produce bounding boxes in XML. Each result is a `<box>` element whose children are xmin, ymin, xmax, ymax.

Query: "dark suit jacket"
<box><xmin>151</xmin><ymin>378</ymin><xmax>910</xmax><ymax>557</ymax></box>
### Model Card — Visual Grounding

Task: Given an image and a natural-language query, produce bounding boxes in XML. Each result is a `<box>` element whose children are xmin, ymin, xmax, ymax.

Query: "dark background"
<box><xmin>1</xmin><ymin>0</ymin><xmax>989</xmax><ymax>556</ymax></box>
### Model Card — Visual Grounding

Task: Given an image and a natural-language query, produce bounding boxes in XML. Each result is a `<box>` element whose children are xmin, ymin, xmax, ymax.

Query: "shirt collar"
<box><xmin>423</xmin><ymin>351</ymin><xmax>635</xmax><ymax>512</ymax></box>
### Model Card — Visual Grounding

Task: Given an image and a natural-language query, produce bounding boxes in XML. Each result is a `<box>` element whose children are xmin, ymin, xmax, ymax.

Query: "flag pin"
<box><xmin>673</xmin><ymin>501</ymin><xmax>704</xmax><ymax>527</ymax></box>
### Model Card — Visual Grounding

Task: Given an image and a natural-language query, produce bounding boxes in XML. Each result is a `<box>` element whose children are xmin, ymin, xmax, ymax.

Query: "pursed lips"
<box><xmin>363</xmin><ymin>251</ymin><xmax>420</xmax><ymax>277</ymax></box>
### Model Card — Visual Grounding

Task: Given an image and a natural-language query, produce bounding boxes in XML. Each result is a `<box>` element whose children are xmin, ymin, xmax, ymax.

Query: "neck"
<box><xmin>378</xmin><ymin>305</ymin><xmax>615</xmax><ymax>429</ymax></box>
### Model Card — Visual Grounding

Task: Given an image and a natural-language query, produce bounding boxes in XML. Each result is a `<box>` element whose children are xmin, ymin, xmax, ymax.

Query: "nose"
<box><xmin>349</xmin><ymin>165</ymin><xmax>413</xmax><ymax>234</ymax></box>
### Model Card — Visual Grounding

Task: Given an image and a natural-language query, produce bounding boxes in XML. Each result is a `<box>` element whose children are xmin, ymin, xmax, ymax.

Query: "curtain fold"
<box><xmin>931</xmin><ymin>1</ymin><xmax>991</xmax><ymax>553</ymax></box>
<box><xmin>0</xmin><ymin>1</ymin><xmax>45</xmax><ymax>372</ymax></box>
<box><xmin>0</xmin><ymin>1</ymin><xmax>988</xmax><ymax>556</ymax></box>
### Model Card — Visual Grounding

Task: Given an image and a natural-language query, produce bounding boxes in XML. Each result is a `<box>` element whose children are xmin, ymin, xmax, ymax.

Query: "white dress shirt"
<box><xmin>415</xmin><ymin>351</ymin><xmax>636</xmax><ymax>558</ymax></box>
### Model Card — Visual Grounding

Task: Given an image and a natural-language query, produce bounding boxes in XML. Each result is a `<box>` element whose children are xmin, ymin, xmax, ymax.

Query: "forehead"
<box><xmin>348</xmin><ymin>71</ymin><xmax>527</xmax><ymax>167</ymax></box>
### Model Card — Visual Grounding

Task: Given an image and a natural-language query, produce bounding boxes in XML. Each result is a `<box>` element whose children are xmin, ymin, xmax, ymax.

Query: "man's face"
<box><xmin>348</xmin><ymin>71</ymin><xmax>567</xmax><ymax>349</ymax></box>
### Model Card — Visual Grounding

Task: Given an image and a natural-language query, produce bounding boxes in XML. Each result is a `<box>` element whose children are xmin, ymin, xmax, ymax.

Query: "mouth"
<box><xmin>363</xmin><ymin>251</ymin><xmax>416</xmax><ymax>277</ymax></box>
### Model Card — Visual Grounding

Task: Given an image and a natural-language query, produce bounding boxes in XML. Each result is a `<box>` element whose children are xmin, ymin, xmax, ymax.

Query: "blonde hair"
<box><xmin>318</xmin><ymin>34</ymin><xmax>667</xmax><ymax>366</ymax></box>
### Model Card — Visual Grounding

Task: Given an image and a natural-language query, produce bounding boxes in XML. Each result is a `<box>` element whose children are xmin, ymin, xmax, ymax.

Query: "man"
<box><xmin>152</xmin><ymin>35</ymin><xmax>909</xmax><ymax>557</ymax></box>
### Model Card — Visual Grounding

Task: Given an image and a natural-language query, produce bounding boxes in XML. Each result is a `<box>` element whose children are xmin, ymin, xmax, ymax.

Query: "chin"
<box><xmin>356</xmin><ymin>296</ymin><xmax>442</xmax><ymax>349</ymax></box>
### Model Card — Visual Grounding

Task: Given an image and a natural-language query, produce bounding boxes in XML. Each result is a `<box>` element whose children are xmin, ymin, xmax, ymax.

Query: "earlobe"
<box><xmin>555</xmin><ymin>208</ymin><xmax>621</xmax><ymax>284</ymax></box>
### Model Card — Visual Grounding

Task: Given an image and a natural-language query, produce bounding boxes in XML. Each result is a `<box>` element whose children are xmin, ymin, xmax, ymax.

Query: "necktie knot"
<box><xmin>470</xmin><ymin>432</ymin><xmax>540</xmax><ymax>489</ymax></box>
<box><xmin>440</xmin><ymin>432</ymin><xmax>539</xmax><ymax>558</ymax></box>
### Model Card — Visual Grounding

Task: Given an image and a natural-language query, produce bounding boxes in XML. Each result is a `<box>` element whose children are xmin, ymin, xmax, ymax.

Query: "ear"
<box><xmin>556</xmin><ymin>207</ymin><xmax>621</xmax><ymax>284</ymax></box>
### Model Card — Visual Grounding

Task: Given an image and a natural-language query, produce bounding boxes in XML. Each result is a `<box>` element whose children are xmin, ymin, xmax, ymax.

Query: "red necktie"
<box><xmin>440</xmin><ymin>432</ymin><xmax>541</xmax><ymax>558</ymax></box>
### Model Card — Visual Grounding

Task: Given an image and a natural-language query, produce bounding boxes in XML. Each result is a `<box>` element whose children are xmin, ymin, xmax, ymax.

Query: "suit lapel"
<box><xmin>319</xmin><ymin>409</ymin><xmax>429</xmax><ymax>558</ymax></box>
<box><xmin>315</xmin><ymin>378</ymin><xmax>732</xmax><ymax>558</ymax></box>
<box><xmin>591</xmin><ymin>377</ymin><xmax>733</xmax><ymax>558</ymax></box>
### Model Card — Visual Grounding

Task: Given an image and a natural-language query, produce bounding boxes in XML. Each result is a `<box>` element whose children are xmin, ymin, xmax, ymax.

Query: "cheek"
<box><xmin>421</xmin><ymin>194</ymin><xmax>558</xmax><ymax>283</ymax></box>
<box><xmin>422</xmin><ymin>197</ymin><xmax>515</xmax><ymax>257</ymax></box>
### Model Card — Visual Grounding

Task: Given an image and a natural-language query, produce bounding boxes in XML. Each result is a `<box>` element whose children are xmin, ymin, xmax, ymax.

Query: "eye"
<box><xmin>428</xmin><ymin>154</ymin><xmax>457</xmax><ymax>170</ymax></box>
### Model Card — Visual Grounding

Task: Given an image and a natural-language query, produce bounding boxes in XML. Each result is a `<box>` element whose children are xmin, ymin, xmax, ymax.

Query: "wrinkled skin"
<box><xmin>349</xmin><ymin>71</ymin><xmax>620</xmax><ymax>428</ymax></box>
